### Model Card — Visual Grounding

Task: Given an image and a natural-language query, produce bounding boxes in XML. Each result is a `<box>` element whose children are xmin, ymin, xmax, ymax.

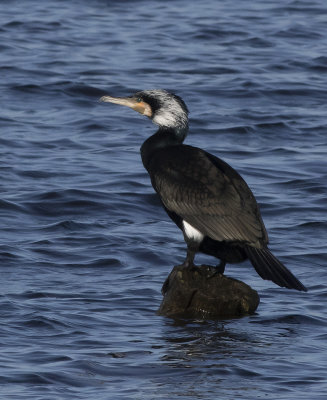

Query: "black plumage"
<box><xmin>100</xmin><ymin>89</ymin><xmax>306</xmax><ymax>292</ymax></box>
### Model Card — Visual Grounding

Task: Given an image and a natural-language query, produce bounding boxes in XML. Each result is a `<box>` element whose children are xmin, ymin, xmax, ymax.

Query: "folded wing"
<box><xmin>148</xmin><ymin>145</ymin><xmax>268</xmax><ymax>248</ymax></box>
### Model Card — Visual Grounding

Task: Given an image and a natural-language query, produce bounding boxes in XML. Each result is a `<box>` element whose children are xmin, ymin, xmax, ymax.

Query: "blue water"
<box><xmin>1</xmin><ymin>0</ymin><xmax>327</xmax><ymax>398</ymax></box>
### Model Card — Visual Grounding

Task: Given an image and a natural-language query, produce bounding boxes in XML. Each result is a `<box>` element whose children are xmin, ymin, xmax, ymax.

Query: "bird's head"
<box><xmin>100</xmin><ymin>89</ymin><xmax>189</xmax><ymax>132</ymax></box>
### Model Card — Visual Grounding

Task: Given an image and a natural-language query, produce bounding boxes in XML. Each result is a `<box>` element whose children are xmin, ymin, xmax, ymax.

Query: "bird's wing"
<box><xmin>149</xmin><ymin>146</ymin><xmax>268</xmax><ymax>247</ymax></box>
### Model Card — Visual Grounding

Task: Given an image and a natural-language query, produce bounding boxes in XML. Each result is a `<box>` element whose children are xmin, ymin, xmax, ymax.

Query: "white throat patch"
<box><xmin>153</xmin><ymin>111</ymin><xmax>180</xmax><ymax>128</ymax></box>
<box><xmin>183</xmin><ymin>220</ymin><xmax>204</xmax><ymax>243</ymax></box>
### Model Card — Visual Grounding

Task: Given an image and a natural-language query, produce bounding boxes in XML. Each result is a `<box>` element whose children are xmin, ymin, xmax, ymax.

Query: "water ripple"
<box><xmin>1</xmin><ymin>0</ymin><xmax>327</xmax><ymax>399</ymax></box>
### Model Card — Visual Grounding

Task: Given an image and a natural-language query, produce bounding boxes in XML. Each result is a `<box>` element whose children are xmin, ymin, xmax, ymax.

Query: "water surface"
<box><xmin>1</xmin><ymin>0</ymin><xmax>327</xmax><ymax>399</ymax></box>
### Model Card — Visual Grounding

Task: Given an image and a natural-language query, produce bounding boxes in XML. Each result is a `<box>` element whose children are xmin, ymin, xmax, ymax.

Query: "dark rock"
<box><xmin>158</xmin><ymin>265</ymin><xmax>260</xmax><ymax>319</ymax></box>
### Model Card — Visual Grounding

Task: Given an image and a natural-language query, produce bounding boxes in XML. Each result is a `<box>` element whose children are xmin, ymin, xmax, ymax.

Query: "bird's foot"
<box><xmin>178</xmin><ymin>261</ymin><xmax>211</xmax><ymax>277</ymax></box>
<box><xmin>178</xmin><ymin>260</ymin><xmax>197</xmax><ymax>271</ymax></box>
<box><xmin>207</xmin><ymin>260</ymin><xmax>226</xmax><ymax>279</ymax></box>
<box><xmin>163</xmin><ymin>261</ymin><xmax>198</xmax><ymax>295</ymax></box>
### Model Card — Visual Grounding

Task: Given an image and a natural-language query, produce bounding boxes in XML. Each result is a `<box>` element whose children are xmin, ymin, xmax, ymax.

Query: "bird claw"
<box><xmin>200</xmin><ymin>262</ymin><xmax>225</xmax><ymax>279</ymax></box>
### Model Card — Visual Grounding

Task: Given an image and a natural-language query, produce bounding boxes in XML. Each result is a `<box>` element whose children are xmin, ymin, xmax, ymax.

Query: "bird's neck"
<box><xmin>140</xmin><ymin>126</ymin><xmax>187</xmax><ymax>170</ymax></box>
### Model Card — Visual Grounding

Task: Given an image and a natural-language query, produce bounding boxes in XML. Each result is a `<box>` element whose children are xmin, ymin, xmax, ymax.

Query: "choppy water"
<box><xmin>1</xmin><ymin>0</ymin><xmax>327</xmax><ymax>399</ymax></box>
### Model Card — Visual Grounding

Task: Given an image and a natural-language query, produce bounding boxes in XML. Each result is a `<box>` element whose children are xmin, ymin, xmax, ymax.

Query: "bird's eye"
<box><xmin>136</xmin><ymin>97</ymin><xmax>142</xmax><ymax>103</ymax></box>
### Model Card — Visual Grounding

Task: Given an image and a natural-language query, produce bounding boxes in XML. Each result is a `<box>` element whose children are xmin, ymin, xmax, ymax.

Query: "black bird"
<box><xmin>100</xmin><ymin>89</ymin><xmax>306</xmax><ymax>292</ymax></box>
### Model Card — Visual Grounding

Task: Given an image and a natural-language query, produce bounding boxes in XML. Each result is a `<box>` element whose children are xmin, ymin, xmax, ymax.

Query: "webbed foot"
<box><xmin>178</xmin><ymin>260</ymin><xmax>197</xmax><ymax>271</ymax></box>
<box><xmin>208</xmin><ymin>260</ymin><xmax>226</xmax><ymax>279</ymax></box>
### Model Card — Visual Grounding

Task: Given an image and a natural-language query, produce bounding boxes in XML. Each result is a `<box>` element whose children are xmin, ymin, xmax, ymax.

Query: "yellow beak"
<box><xmin>100</xmin><ymin>95</ymin><xmax>152</xmax><ymax>117</ymax></box>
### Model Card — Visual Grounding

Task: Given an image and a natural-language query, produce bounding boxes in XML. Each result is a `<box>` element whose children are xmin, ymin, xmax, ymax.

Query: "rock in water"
<box><xmin>158</xmin><ymin>265</ymin><xmax>260</xmax><ymax>318</ymax></box>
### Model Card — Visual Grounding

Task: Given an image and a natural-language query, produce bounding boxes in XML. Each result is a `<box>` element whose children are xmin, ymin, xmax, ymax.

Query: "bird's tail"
<box><xmin>245</xmin><ymin>246</ymin><xmax>307</xmax><ymax>292</ymax></box>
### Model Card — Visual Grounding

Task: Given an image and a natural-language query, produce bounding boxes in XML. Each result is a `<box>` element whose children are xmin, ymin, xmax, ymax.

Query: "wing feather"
<box><xmin>148</xmin><ymin>145</ymin><xmax>268</xmax><ymax>247</ymax></box>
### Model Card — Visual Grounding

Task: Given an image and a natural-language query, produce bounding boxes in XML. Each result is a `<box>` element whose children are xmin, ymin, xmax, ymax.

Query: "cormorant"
<box><xmin>100</xmin><ymin>89</ymin><xmax>306</xmax><ymax>291</ymax></box>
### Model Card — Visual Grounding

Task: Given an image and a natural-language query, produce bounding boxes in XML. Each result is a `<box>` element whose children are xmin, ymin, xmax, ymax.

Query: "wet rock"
<box><xmin>158</xmin><ymin>265</ymin><xmax>260</xmax><ymax>319</ymax></box>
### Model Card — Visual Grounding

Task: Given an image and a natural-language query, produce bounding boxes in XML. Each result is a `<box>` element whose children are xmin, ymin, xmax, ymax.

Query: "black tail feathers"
<box><xmin>245</xmin><ymin>246</ymin><xmax>307</xmax><ymax>292</ymax></box>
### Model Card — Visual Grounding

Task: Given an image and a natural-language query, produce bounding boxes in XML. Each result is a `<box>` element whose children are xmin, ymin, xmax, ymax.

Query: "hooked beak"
<box><xmin>100</xmin><ymin>95</ymin><xmax>152</xmax><ymax>117</ymax></box>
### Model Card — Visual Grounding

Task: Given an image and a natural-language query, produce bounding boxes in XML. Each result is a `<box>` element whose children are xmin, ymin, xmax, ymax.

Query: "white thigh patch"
<box><xmin>182</xmin><ymin>220</ymin><xmax>204</xmax><ymax>243</ymax></box>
